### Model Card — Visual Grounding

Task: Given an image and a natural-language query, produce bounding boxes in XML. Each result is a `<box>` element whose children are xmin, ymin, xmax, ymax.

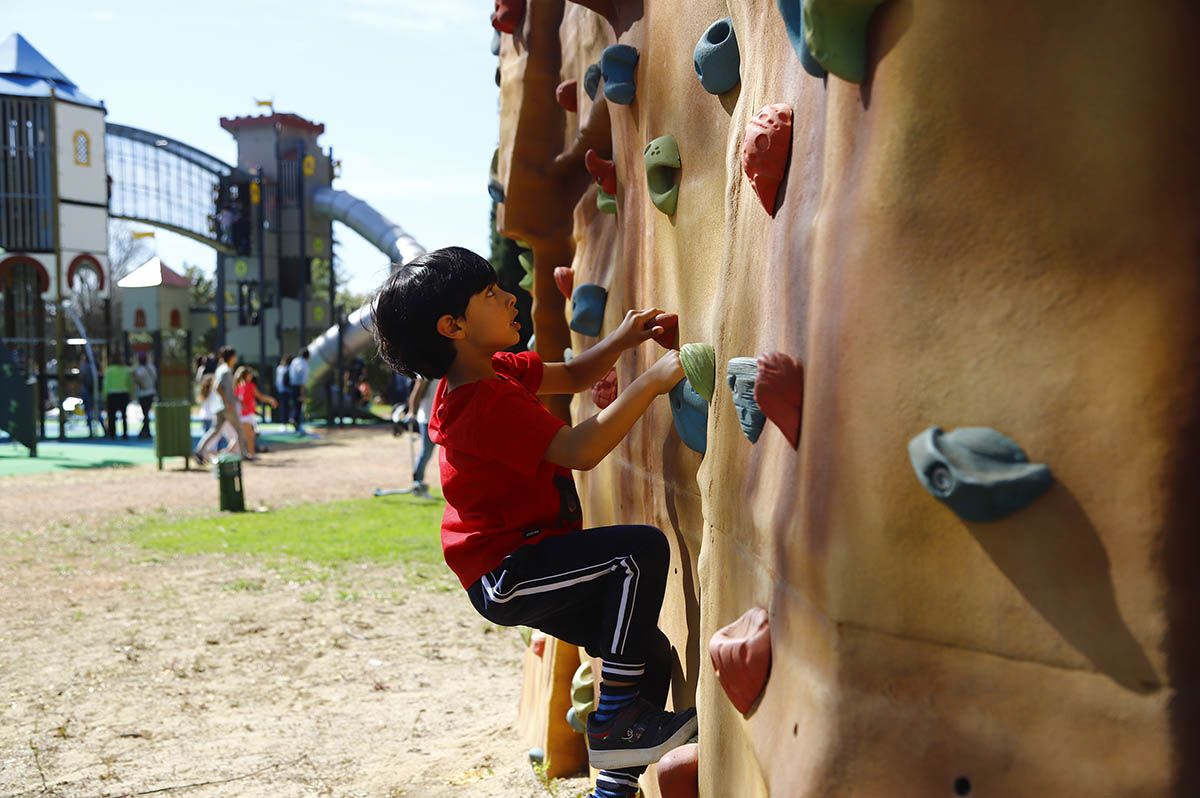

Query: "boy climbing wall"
<box><xmin>372</xmin><ymin>247</ymin><xmax>697</xmax><ymax>798</ymax></box>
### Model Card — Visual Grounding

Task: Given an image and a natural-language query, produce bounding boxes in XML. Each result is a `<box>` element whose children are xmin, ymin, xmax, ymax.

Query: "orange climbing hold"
<box><xmin>656</xmin><ymin>742</ymin><xmax>699</xmax><ymax>798</ymax></box>
<box><xmin>741</xmin><ymin>104</ymin><xmax>793</xmax><ymax>216</ymax></box>
<box><xmin>491</xmin><ymin>0</ymin><xmax>524</xmax><ymax>34</ymax></box>
<box><xmin>592</xmin><ymin>368</ymin><xmax>618</xmax><ymax>409</ymax></box>
<box><xmin>556</xmin><ymin>79</ymin><xmax>579</xmax><ymax>113</ymax></box>
<box><xmin>754</xmin><ymin>352</ymin><xmax>804</xmax><ymax>449</ymax></box>
<box><xmin>554</xmin><ymin>266</ymin><xmax>574</xmax><ymax>299</ymax></box>
<box><xmin>708</xmin><ymin>607</ymin><xmax>772</xmax><ymax>715</ymax></box>
<box><xmin>585</xmin><ymin>149</ymin><xmax>618</xmax><ymax>196</ymax></box>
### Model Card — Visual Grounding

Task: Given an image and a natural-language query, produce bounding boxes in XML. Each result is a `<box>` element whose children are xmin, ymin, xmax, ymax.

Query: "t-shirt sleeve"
<box><xmin>462</xmin><ymin>382</ymin><xmax>566</xmax><ymax>476</ymax></box>
<box><xmin>492</xmin><ymin>350</ymin><xmax>545</xmax><ymax>394</ymax></box>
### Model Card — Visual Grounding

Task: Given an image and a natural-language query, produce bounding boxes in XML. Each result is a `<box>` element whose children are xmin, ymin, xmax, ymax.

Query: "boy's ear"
<box><xmin>436</xmin><ymin>313</ymin><xmax>465</xmax><ymax>340</ymax></box>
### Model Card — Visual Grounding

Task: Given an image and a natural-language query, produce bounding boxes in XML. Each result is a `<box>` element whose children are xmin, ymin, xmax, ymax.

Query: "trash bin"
<box><xmin>153</xmin><ymin>400</ymin><xmax>193</xmax><ymax>470</ymax></box>
<box><xmin>215</xmin><ymin>454</ymin><xmax>245</xmax><ymax>512</ymax></box>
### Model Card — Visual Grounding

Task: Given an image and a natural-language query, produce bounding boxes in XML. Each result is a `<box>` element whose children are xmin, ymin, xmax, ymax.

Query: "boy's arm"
<box><xmin>538</xmin><ymin>308</ymin><xmax>673</xmax><ymax>395</ymax></box>
<box><xmin>543</xmin><ymin>349</ymin><xmax>683</xmax><ymax>471</ymax></box>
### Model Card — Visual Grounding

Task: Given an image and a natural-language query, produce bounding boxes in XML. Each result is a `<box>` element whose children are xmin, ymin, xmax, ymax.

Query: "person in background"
<box><xmin>103</xmin><ymin>355</ymin><xmax>132</xmax><ymax>440</ymax></box>
<box><xmin>274</xmin><ymin>355</ymin><xmax>292</xmax><ymax>427</ymax></box>
<box><xmin>406</xmin><ymin>375</ymin><xmax>437</xmax><ymax>498</ymax></box>
<box><xmin>195</xmin><ymin>373</ymin><xmax>238</xmax><ymax>462</ymax></box>
<box><xmin>79</xmin><ymin>355</ymin><xmax>99</xmax><ymax>437</ymax></box>
<box><xmin>132</xmin><ymin>352</ymin><xmax>158</xmax><ymax>439</ymax></box>
<box><xmin>234</xmin><ymin>366</ymin><xmax>277</xmax><ymax>460</ymax></box>
<box><xmin>287</xmin><ymin>348</ymin><xmax>310</xmax><ymax>436</ymax></box>
<box><xmin>193</xmin><ymin>346</ymin><xmax>246</xmax><ymax>464</ymax></box>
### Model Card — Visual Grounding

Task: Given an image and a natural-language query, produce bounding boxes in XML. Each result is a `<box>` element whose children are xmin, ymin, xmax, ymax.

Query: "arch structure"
<box><xmin>104</xmin><ymin>122</ymin><xmax>237</xmax><ymax>252</ymax></box>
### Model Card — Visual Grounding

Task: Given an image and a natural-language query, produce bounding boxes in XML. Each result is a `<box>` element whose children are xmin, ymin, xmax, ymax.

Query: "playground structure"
<box><xmin>492</xmin><ymin>1</ymin><xmax>1199</xmax><ymax>796</ymax></box>
<box><xmin>0</xmin><ymin>33</ymin><xmax>423</xmax><ymax>451</ymax></box>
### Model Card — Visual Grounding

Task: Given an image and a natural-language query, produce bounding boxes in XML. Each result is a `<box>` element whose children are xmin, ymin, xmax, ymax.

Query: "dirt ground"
<box><xmin>0</xmin><ymin>426</ymin><xmax>592</xmax><ymax>797</ymax></box>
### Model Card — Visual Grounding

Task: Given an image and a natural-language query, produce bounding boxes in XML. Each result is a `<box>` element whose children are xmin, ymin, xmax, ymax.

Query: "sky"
<box><xmin>5</xmin><ymin>0</ymin><xmax>500</xmax><ymax>295</ymax></box>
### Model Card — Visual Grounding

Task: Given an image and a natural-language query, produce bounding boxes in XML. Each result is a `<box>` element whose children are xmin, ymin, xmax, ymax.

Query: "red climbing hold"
<box><xmin>592</xmin><ymin>368</ymin><xmax>618</xmax><ymax>409</ymax></box>
<box><xmin>531</xmin><ymin>631</ymin><xmax>547</xmax><ymax>658</ymax></box>
<box><xmin>656</xmin><ymin>742</ymin><xmax>699</xmax><ymax>798</ymax></box>
<box><xmin>554</xmin><ymin>266</ymin><xmax>575</xmax><ymax>299</ymax></box>
<box><xmin>741</xmin><ymin>104</ymin><xmax>793</xmax><ymax>216</ymax></box>
<box><xmin>754</xmin><ymin>352</ymin><xmax>803</xmax><ymax>449</ymax></box>
<box><xmin>585</xmin><ymin>149</ymin><xmax>618</xmax><ymax>196</ymax></box>
<box><xmin>651</xmin><ymin>312</ymin><xmax>679</xmax><ymax>350</ymax></box>
<box><xmin>491</xmin><ymin>0</ymin><xmax>524</xmax><ymax>34</ymax></box>
<box><xmin>556</xmin><ymin>79</ymin><xmax>579</xmax><ymax>113</ymax></box>
<box><xmin>708</xmin><ymin>607</ymin><xmax>771</xmax><ymax>715</ymax></box>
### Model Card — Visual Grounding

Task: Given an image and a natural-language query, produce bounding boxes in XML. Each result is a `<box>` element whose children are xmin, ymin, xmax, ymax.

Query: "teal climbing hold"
<box><xmin>670</xmin><ymin>378</ymin><xmax>708</xmax><ymax>455</ymax></box>
<box><xmin>601</xmin><ymin>44</ymin><xmax>639</xmax><ymax>105</ymax></box>
<box><xmin>571</xmin><ymin>284</ymin><xmax>608</xmax><ymax>337</ymax></box>
<box><xmin>583</xmin><ymin>62</ymin><xmax>602</xmax><ymax>101</ymax></box>
<box><xmin>644</xmin><ymin>135</ymin><xmax>681</xmax><ymax>216</ymax></box>
<box><xmin>727</xmin><ymin>357</ymin><xmax>767</xmax><ymax>443</ymax></box>
<box><xmin>802</xmin><ymin>0</ymin><xmax>885</xmax><ymax>84</ymax></box>
<box><xmin>693</xmin><ymin>17</ymin><xmax>740</xmax><ymax>95</ymax></box>
<box><xmin>776</xmin><ymin>0</ymin><xmax>828</xmax><ymax>78</ymax></box>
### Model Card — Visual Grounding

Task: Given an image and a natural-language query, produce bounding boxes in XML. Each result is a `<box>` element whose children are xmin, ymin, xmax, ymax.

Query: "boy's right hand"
<box><xmin>646</xmin><ymin>349</ymin><xmax>685</xmax><ymax>394</ymax></box>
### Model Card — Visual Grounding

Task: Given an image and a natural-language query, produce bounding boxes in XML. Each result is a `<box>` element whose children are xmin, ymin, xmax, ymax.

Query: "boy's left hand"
<box><xmin>613</xmin><ymin>308</ymin><xmax>670</xmax><ymax>351</ymax></box>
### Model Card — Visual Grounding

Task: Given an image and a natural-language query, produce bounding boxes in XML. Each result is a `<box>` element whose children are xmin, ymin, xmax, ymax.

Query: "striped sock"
<box><xmin>592</xmin><ymin>660</ymin><xmax>644</xmax><ymax>726</ymax></box>
<box><xmin>593</xmin><ymin>767</ymin><xmax>642</xmax><ymax>797</ymax></box>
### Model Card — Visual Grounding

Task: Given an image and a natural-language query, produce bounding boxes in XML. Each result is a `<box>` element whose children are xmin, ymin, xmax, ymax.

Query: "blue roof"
<box><xmin>0</xmin><ymin>33</ymin><xmax>103</xmax><ymax>108</ymax></box>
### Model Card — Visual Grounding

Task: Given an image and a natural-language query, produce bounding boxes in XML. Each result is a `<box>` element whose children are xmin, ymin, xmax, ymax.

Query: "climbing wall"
<box><xmin>494</xmin><ymin>1</ymin><xmax>1200</xmax><ymax>795</ymax></box>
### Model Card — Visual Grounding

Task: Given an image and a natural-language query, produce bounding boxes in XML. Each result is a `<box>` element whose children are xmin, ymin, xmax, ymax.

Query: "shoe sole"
<box><xmin>586</xmin><ymin>713</ymin><xmax>698</xmax><ymax>770</ymax></box>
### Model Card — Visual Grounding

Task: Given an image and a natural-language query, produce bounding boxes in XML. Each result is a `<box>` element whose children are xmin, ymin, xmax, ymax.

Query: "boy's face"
<box><xmin>459</xmin><ymin>282</ymin><xmax>521</xmax><ymax>351</ymax></box>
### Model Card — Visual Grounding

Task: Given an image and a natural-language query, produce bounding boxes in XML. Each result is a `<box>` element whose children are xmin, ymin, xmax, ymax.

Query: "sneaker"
<box><xmin>586</xmin><ymin>699</ymin><xmax>698</xmax><ymax>770</ymax></box>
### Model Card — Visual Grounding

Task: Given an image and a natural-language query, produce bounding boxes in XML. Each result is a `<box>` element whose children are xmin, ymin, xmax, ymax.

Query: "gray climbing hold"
<box><xmin>907</xmin><ymin>426</ymin><xmax>1054</xmax><ymax>522</ymax></box>
<box><xmin>583</xmin><ymin>63</ymin><xmax>602</xmax><ymax>101</ymax></box>
<box><xmin>693</xmin><ymin>17</ymin><xmax>741</xmax><ymax>95</ymax></box>
<box><xmin>727</xmin><ymin>357</ymin><xmax>766</xmax><ymax>443</ymax></box>
<box><xmin>491</xmin><ymin>29</ymin><xmax>501</xmax><ymax>56</ymax></box>
<box><xmin>570</xmin><ymin>283</ymin><xmax>608</xmax><ymax>337</ymax></box>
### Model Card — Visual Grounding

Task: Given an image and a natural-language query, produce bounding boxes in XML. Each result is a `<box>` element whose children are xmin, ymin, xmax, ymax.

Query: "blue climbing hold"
<box><xmin>570</xmin><ymin>283</ymin><xmax>608</xmax><ymax>337</ymax></box>
<box><xmin>601</xmin><ymin>44</ymin><xmax>639</xmax><ymax>105</ymax></box>
<box><xmin>693</xmin><ymin>17</ymin><xmax>740</xmax><ymax>95</ymax></box>
<box><xmin>491</xmin><ymin>29</ymin><xmax>501</xmax><ymax>56</ymax></box>
<box><xmin>670</xmin><ymin>378</ymin><xmax>708</xmax><ymax>455</ymax></box>
<box><xmin>727</xmin><ymin>357</ymin><xmax>766</xmax><ymax>443</ymax></box>
<box><xmin>776</xmin><ymin>0</ymin><xmax>828</xmax><ymax>79</ymax></box>
<box><xmin>907</xmin><ymin>426</ymin><xmax>1054</xmax><ymax>522</ymax></box>
<box><xmin>583</xmin><ymin>62</ymin><xmax>602</xmax><ymax>101</ymax></box>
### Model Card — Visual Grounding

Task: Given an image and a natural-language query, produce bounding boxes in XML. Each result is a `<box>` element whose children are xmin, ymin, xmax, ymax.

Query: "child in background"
<box><xmin>234</xmin><ymin>366</ymin><xmax>278</xmax><ymax>460</ymax></box>
<box><xmin>372</xmin><ymin>247</ymin><xmax>696</xmax><ymax>798</ymax></box>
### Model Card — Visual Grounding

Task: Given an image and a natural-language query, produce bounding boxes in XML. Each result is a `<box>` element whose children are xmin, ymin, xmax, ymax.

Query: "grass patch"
<box><xmin>126</xmin><ymin>496</ymin><xmax>449</xmax><ymax>587</ymax></box>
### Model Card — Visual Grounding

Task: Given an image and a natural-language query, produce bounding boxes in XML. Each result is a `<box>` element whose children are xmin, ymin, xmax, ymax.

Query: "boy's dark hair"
<box><xmin>220</xmin><ymin>346</ymin><xmax>237</xmax><ymax>362</ymax></box>
<box><xmin>373</xmin><ymin>246</ymin><xmax>496</xmax><ymax>379</ymax></box>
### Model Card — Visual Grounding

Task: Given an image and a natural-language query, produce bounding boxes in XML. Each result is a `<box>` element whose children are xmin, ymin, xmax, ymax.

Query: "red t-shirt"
<box><xmin>430</xmin><ymin>351</ymin><xmax>582</xmax><ymax>587</ymax></box>
<box><xmin>235</xmin><ymin>382</ymin><xmax>255</xmax><ymax>417</ymax></box>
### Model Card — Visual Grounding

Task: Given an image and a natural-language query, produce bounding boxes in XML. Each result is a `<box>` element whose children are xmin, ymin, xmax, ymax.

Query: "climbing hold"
<box><xmin>570</xmin><ymin>284</ymin><xmax>607</xmax><ymax>337</ymax></box>
<box><xmin>657</xmin><ymin>743</ymin><xmax>699</xmax><ymax>798</ymax></box>
<box><xmin>570</xmin><ymin>659</ymin><xmax>595</xmax><ymax>725</ymax></box>
<box><xmin>527</xmin><ymin>334</ymin><xmax>537</xmax><ymax>351</ymax></box>
<box><xmin>775</xmin><ymin>0</ymin><xmax>828</xmax><ymax>78</ymax></box>
<box><xmin>490</xmin><ymin>28</ymin><xmax>502</xmax><ymax>56</ymax></box>
<box><xmin>583</xmin><ymin>63</ymin><xmax>602</xmax><ymax>101</ymax></box>
<box><xmin>527</xmin><ymin>747</ymin><xmax>545</xmax><ymax>767</ymax></box>
<box><xmin>556</xmin><ymin>79</ymin><xmax>579</xmax><ymax>113</ymax></box>
<box><xmin>679</xmin><ymin>343</ymin><xmax>716</xmax><ymax>403</ymax></box>
<box><xmin>742</xmin><ymin>104</ymin><xmax>793</xmax><ymax>217</ymax></box>
<box><xmin>709</xmin><ymin>607</ymin><xmax>772</xmax><ymax>715</ymax></box>
<box><xmin>601</xmin><ymin>44</ymin><xmax>639</xmax><ymax>105</ymax></box>
<box><xmin>488</xmin><ymin>148</ymin><xmax>504</xmax><ymax>203</ymax></box>
<box><xmin>564</xmin><ymin>347</ymin><xmax>574</xmax><ymax>362</ymax></box>
<box><xmin>518</xmin><ymin>249</ymin><xmax>534</xmax><ymax>293</ymax></box>
<box><xmin>592</xmin><ymin>367</ymin><xmax>618</xmax><ymax>409</ymax></box>
<box><xmin>644</xmin><ymin>135</ymin><xmax>681</xmax><ymax>216</ymax></box>
<box><xmin>754</xmin><ymin>352</ymin><xmax>804</xmax><ymax>449</ymax></box>
<box><xmin>907</xmin><ymin>427</ymin><xmax>1054</xmax><ymax>523</ymax></box>
<box><xmin>585</xmin><ymin>149</ymin><xmax>618</xmax><ymax>196</ymax></box>
<box><xmin>652</xmin><ymin>312</ymin><xmax>679</xmax><ymax>351</ymax></box>
<box><xmin>531</xmin><ymin>631</ymin><xmax>547</xmax><ymax>657</ymax></box>
<box><xmin>727</xmin><ymin>358</ymin><xmax>767</xmax><ymax>444</ymax></box>
<box><xmin>566</xmin><ymin>706</ymin><xmax>587</xmax><ymax>734</ymax></box>
<box><xmin>553</xmin><ymin>266</ymin><xmax>574</xmax><ymax>299</ymax></box>
<box><xmin>495</xmin><ymin>66</ymin><xmax>501</xmax><ymax>87</ymax></box>
<box><xmin>491</xmin><ymin>0</ymin><xmax>525</xmax><ymax>34</ymax></box>
<box><xmin>693</xmin><ymin>17</ymin><xmax>740</xmax><ymax>95</ymax></box>
<box><xmin>669</xmin><ymin>378</ymin><xmax>708</xmax><ymax>455</ymax></box>
<box><xmin>802</xmin><ymin>0</ymin><xmax>886</xmax><ymax>84</ymax></box>
<box><xmin>596</xmin><ymin>189</ymin><xmax>617</xmax><ymax>214</ymax></box>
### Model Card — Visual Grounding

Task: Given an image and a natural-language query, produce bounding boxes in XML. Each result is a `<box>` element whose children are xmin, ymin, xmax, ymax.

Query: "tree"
<box><xmin>183</xmin><ymin>263</ymin><xmax>218</xmax><ymax>353</ymax></box>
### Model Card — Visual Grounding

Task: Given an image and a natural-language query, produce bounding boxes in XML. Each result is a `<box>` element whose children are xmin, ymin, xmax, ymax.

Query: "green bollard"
<box><xmin>216</xmin><ymin>454</ymin><xmax>245</xmax><ymax>512</ymax></box>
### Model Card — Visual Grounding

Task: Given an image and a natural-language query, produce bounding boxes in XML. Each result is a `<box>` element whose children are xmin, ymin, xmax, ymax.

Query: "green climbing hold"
<box><xmin>680</xmin><ymin>343</ymin><xmax>716</xmax><ymax>402</ymax></box>
<box><xmin>596</xmin><ymin>188</ymin><xmax>617</xmax><ymax>214</ymax></box>
<box><xmin>518</xmin><ymin>249</ymin><xmax>534</xmax><ymax>292</ymax></box>
<box><xmin>644</xmin><ymin>135</ymin><xmax>681</xmax><ymax>216</ymax></box>
<box><xmin>802</xmin><ymin>0</ymin><xmax>885</xmax><ymax>84</ymax></box>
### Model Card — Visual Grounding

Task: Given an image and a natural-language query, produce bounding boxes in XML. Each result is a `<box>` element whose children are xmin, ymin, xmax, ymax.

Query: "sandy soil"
<box><xmin>0</xmin><ymin>426</ymin><xmax>592</xmax><ymax>797</ymax></box>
